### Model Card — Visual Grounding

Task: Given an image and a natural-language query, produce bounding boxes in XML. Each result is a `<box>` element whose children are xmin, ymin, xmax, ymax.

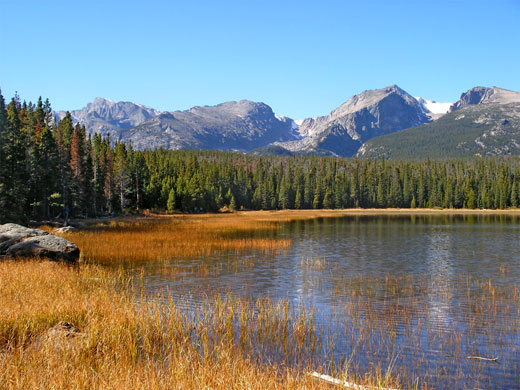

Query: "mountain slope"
<box><xmin>55</xmin><ymin>86</ymin><xmax>520</xmax><ymax>158</ymax></box>
<box><xmin>55</xmin><ymin>98</ymin><xmax>161</xmax><ymax>137</ymax></box>
<box><xmin>450</xmin><ymin>86</ymin><xmax>520</xmax><ymax>110</ymax></box>
<box><xmin>277</xmin><ymin>85</ymin><xmax>431</xmax><ymax>156</ymax></box>
<box><xmin>357</xmin><ymin>87</ymin><xmax>520</xmax><ymax>159</ymax></box>
<box><xmin>118</xmin><ymin>100</ymin><xmax>300</xmax><ymax>151</ymax></box>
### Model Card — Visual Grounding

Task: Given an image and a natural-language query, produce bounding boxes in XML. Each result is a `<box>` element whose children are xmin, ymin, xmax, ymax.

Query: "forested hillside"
<box><xmin>357</xmin><ymin>101</ymin><xmax>520</xmax><ymax>159</ymax></box>
<box><xmin>1</xmin><ymin>91</ymin><xmax>519</xmax><ymax>224</ymax></box>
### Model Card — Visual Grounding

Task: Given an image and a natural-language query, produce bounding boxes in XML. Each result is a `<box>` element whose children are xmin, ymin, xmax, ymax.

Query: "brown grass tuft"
<box><xmin>62</xmin><ymin>214</ymin><xmax>292</xmax><ymax>265</ymax></box>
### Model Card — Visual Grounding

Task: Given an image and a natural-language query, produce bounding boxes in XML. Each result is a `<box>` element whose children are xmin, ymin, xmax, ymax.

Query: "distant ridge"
<box><xmin>55</xmin><ymin>98</ymin><xmax>161</xmax><ymax>136</ymax></box>
<box><xmin>55</xmin><ymin>85</ymin><xmax>520</xmax><ymax>158</ymax></box>
<box><xmin>357</xmin><ymin>86</ymin><xmax>520</xmax><ymax>159</ymax></box>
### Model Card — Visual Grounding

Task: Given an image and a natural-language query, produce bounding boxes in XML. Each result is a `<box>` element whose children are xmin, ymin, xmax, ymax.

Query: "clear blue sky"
<box><xmin>1</xmin><ymin>0</ymin><xmax>519</xmax><ymax>119</ymax></box>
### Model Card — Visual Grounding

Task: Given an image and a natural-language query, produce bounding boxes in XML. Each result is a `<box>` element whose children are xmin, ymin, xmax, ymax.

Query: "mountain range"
<box><xmin>357</xmin><ymin>87</ymin><xmax>520</xmax><ymax>159</ymax></box>
<box><xmin>55</xmin><ymin>85</ymin><xmax>520</xmax><ymax>158</ymax></box>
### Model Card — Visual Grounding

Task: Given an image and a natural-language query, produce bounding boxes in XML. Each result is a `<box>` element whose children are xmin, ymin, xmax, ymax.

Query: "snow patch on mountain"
<box><xmin>416</xmin><ymin>97</ymin><xmax>452</xmax><ymax>114</ymax></box>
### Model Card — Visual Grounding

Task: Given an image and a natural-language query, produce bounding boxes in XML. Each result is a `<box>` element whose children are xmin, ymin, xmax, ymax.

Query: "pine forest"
<box><xmin>1</xmin><ymin>91</ymin><xmax>519</xmax><ymax>224</ymax></box>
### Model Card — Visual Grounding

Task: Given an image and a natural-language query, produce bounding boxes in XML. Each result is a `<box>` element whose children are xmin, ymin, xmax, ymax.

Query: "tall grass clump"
<box><xmin>1</xmin><ymin>259</ymin><xmax>406</xmax><ymax>389</ymax></box>
<box><xmin>0</xmin><ymin>260</ymin><xmax>319</xmax><ymax>389</ymax></box>
<box><xmin>61</xmin><ymin>214</ymin><xmax>292</xmax><ymax>265</ymax></box>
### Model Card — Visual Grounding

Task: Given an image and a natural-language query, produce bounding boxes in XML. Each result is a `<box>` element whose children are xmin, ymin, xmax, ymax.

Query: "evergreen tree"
<box><xmin>323</xmin><ymin>188</ymin><xmax>334</xmax><ymax>209</ymax></box>
<box><xmin>113</xmin><ymin>142</ymin><xmax>130</xmax><ymax>212</ymax></box>
<box><xmin>55</xmin><ymin>112</ymin><xmax>74</xmax><ymax>222</ymax></box>
<box><xmin>167</xmin><ymin>188</ymin><xmax>176</xmax><ymax>213</ymax></box>
<box><xmin>229</xmin><ymin>195</ymin><xmax>237</xmax><ymax>211</ymax></box>
<box><xmin>511</xmin><ymin>181</ymin><xmax>518</xmax><ymax>208</ymax></box>
<box><xmin>37</xmin><ymin>126</ymin><xmax>60</xmax><ymax>219</ymax></box>
<box><xmin>0</xmin><ymin>97</ymin><xmax>29</xmax><ymax>223</ymax></box>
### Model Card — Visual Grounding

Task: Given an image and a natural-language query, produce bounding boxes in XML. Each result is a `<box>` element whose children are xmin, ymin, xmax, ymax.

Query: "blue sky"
<box><xmin>1</xmin><ymin>0</ymin><xmax>519</xmax><ymax>118</ymax></box>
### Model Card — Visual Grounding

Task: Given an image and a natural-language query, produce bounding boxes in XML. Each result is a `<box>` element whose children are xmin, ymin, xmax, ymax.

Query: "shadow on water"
<box><xmin>137</xmin><ymin>214</ymin><xmax>520</xmax><ymax>389</ymax></box>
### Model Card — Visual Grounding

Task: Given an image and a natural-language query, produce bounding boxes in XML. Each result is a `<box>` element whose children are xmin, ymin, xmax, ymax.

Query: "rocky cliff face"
<box><xmin>55</xmin><ymin>85</ymin><xmax>519</xmax><ymax>158</ymax></box>
<box><xmin>56</xmin><ymin>98</ymin><xmax>300</xmax><ymax>151</ymax></box>
<box><xmin>450</xmin><ymin>87</ymin><xmax>520</xmax><ymax>111</ymax></box>
<box><xmin>55</xmin><ymin>98</ymin><xmax>162</xmax><ymax>137</ymax></box>
<box><xmin>356</xmin><ymin>87</ymin><xmax>520</xmax><ymax>159</ymax></box>
<box><xmin>276</xmin><ymin>85</ymin><xmax>431</xmax><ymax>156</ymax></box>
<box><xmin>119</xmin><ymin>100</ymin><xmax>300</xmax><ymax>151</ymax></box>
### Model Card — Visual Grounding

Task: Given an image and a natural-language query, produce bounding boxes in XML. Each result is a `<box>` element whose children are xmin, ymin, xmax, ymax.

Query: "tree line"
<box><xmin>1</xmin><ymin>90</ymin><xmax>519</xmax><ymax>224</ymax></box>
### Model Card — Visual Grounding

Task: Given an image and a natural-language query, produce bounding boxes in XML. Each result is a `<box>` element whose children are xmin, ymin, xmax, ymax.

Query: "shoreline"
<box><xmin>64</xmin><ymin>208</ymin><xmax>520</xmax><ymax>230</ymax></box>
<box><xmin>234</xmin><ymin>208</ymin><xmax>520</xmax><ymax>217</ymax></box>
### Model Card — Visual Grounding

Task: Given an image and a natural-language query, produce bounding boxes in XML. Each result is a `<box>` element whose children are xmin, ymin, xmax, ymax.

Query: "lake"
<box><xmin>140</xmin><ymin>214</ymin><xmax>520</xmax><ymax>389</ymax></box>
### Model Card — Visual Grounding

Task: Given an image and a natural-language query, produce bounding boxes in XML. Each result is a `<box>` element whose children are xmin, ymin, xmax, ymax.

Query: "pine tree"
<box><xmin>376</xmin><ymin>180</ymin><xmax>385</xmax><ymax>208</ymax></box>
<box><xmin>323</xmin><ymin>189</ymin><xmax>334</xmax><ymax>209</ymax></box>
<box><xmin>38</xmin><ymin>126</ymin><xmax>60</xmax><ymax>219</ymax></box>
<box><xmin>69</xmin><ymin>124</ymin><xmax>87</xmax><ymax>215</ymax></box>
<box><xmin>0</xmin><ymin>97</ymin><xmax>29</xmax><ymax>223</ymax></box>
<box><xmin>229</xmin><ymin>195</ymin><xmax>237</xmax><ymax>211</ymax></box>
<box><xmin>167</xmin><ymin>188</ymin><xmax>176</xmax><ymax>213</ymax></box>
<box><xmin>113</xmin><ymin>142</ymin><xmax>129</xmax><ymax>212</ymax></box>
<box><xmin>511</xmin><ymin>180</ymin><xmax>518</xmax><ymax>208</ymax></box>
<box><xmin>102</xmin><ymin>136</ymin><xmax>116</xmax><ymax>214</ymax></box>
<box><xmin>56</xmin><ymin>112</ymin><xmax>74</xmax><ymax>222</ymax></box>
<box><xmin>128</xmin><ymin>146</ymin><xmax>148</xmax><ymax>212</ymax></box>
<box><xmin>0</xmin><ymin>90</ymin><xmax>8</xmax><ymax>221</ymax></box>
<box><xmin>464</xmin><ymin>177</ymin><xmax>476</xmax><ymax>209</ymax></box>
<box><xmin>312</xmin><ymin>183</ymin><xmax>322</xmax><ymax>209</ymax></box>
<box><xmin>278</xmin><ymin>177</ymin><xmax>290</xmax><ymax>209</ymax></box>
<box><xmin>294</xmin><ymin>186</ymin><xmax>303</xmax><ymax>209</ymax></box>
<box><xmin>389</xmin><ymin>174</ymin><xmax>403</xmax><ymax>207</ymax></box>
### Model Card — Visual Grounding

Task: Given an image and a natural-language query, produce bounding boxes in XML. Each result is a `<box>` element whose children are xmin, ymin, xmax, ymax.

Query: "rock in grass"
<box><xmin>32</xmin><ymin>321</ymin><xmax>84</xmax><ymax>351</ymax></box>
<box><xmin>54</xmin><ymin>226</ymin><xmax>76</xmax><ymax>234</ymax></box>
<box><xmin>0</xmin><ymin>223</ymin><xmax>80</xmax><ymax>263</ymax></box>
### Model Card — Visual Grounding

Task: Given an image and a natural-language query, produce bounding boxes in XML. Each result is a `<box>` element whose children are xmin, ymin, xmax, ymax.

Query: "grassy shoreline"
<box><xmin>3</xmin><ymin>209</ymin><xmax>518</xmax><ymax>389</ymax></box>
<box><xmin>56</xmin><ymin>208</ymin><xmax>518</xmax><ymax>266</ymax></box>
<box><xmin>232</xmin><ymin>208</ymin><xmax>520</xmax><ymax>217</ymax></box>
<box><xmin>0</xmin><ymin>260</ymin><xmax>404</xmax><ymax>390</ymax></box>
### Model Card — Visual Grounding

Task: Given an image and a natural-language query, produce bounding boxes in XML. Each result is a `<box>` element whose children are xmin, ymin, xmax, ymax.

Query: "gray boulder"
<box><xmin>0</xmin><ymin>223</ymin><xmax>79</xmax><ymax>263</ymax></box>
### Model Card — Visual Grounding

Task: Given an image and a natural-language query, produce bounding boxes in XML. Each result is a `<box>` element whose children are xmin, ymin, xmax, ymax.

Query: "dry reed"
<box><xmin>59</xmin><ymin>214</ymin><xmax>292</xmax><ymax>265</ymax></box>
<box><xmin>10</xmin><ymin>211</ymin><xmax>517</xmax><ymax>389</ymax></box>
<box><xmin>0</xmin><ymin>260</ymin><xmax>404</xmax><ymax>390</ymax></box>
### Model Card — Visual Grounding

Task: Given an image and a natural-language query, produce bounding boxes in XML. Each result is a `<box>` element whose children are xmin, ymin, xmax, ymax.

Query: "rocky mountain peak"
<box><xmin>53</xmin><ymin>84</ymin><xmax>520</xmax><ymax>158</ymax></box>
<box><xmin>92</xmin><ymin>97</ymin><xmax>115</xmax><ymax>105</ymax></box>
<box><xmin>54</xmin><ymin>98</ymin><xmax>161</xmax><ymax>136</ymax></box>
<box><xmin>330</xmin><ymin>84</ymin><xmax>418</xmax><ymax>119</ymax></box>
<box><xmin>450</xmin><ymin>86</ymin><xmax>520</xmax><ymax>111</ymax></box>
<box><xmin>189</xmin><ymin>100</ymin><xmax>273</xmax><ymax>118</ymax></box>
<box><xmin>276</xmin><ymin>85</ymin><xmax>431</xmax><ymax>156</ymax></box>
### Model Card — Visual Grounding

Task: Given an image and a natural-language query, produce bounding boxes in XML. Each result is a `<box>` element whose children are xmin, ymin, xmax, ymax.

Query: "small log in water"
<box><xmin>460</xmin><ymin>356</ymin><xmax>498</xmax><ymax>362</ymax></box>
<box><xmin>309</xmin><ymin>372</ymin><xmax>399</xmax><ymax>390</ymax></box>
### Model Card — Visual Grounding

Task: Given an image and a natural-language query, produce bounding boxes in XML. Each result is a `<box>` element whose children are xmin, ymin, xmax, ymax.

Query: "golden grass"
<box><xmin>61</xmin><ymin>209</ymin><xmax>520</xmax><ymax>265</ymax></box>
<box><xmin>53</xmin><ymin>209</ymin><xmax>520</xmax><ymax>265</ymax></box>
<box><xmin>59</xmin><ymin>214</ymin><xmax>292</xmax><ymax>265</ymax></box>
<box><xmin>0</xmin><ymin>260</ymin><xmax>402</xmax><ymax>390</ymax></box>
<box><xmin>8</xmin><ymin>211</ymin><xmax>518</xmax><ymax>389</ymax></box>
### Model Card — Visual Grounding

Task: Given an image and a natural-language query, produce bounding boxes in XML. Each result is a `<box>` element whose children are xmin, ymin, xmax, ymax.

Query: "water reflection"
<box><xmin>140</xmin><ymin>214</ymin><xmax>520</xmax><ymax>389</ymax></box>
<box><xmin>426</xmin><ymin>230</ymin><xmax>454</xmax><ymax>330</ymax></box>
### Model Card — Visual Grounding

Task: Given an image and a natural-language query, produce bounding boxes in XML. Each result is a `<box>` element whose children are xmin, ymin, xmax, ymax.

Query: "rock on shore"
<box><xmin>0</xmin><ymin>223</ymin><xmax>80</xmax><ymax>263</ymax></box>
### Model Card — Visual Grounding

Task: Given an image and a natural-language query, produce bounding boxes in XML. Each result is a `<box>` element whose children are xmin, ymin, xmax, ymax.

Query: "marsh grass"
<box><xmin>56</xmin><ymin>214</ymin><xmax>293</xmax><ymax>265</ymax></box>
<box><xmin>0</xmin><ymin>260</ymin><xmax>404</xmax><ymax>390</ymax></box>
<box><xmin>8</xmin><ymin>211</ymin><xmax>519</xmax><ymax>389</ymax></box>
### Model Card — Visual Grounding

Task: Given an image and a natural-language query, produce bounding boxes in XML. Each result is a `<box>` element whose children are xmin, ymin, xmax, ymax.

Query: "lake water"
<box><xmin>140</xmin><ymin>214</ymin><xmax>520</xmax><ymax>389</ymax></box>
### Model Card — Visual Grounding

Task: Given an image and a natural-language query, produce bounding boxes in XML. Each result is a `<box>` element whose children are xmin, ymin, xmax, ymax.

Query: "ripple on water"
<box><xmin>137</xmin><ymin>215</ymin><xmax>520</xmax><ymax>389</ymax></box>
